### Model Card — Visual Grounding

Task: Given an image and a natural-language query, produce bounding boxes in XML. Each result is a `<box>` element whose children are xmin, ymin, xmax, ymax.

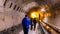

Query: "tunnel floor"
<box><xmin>19</xmin><ymin>23</ymin><xmax>40</xmax><ymax>34</ymax></box>
<box><xmin>19</xmin><ymin>29</ymin><xmax>39</xmax><ymax>34</ymax></box>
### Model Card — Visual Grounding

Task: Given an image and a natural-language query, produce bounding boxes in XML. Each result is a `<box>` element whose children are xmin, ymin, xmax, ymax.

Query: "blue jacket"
<box><xmin>22</xmin><ymin>16</ymin><xmax>31</xmax><ymax>29</ymax></box>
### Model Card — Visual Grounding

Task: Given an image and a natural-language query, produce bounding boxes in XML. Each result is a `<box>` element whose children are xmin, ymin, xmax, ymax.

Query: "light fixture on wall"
<box><xmin>41</xmin><ymin>8</ymin><xmax>46</xmax><ymax>12</ymax></box>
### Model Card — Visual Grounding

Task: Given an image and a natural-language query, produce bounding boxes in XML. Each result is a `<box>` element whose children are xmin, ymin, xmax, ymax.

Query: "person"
<box><xmin>30</xmin><ymin>18</ymin><xmax>33</xmax><ymax>30</ymax></box>
<box><xmin>22</xmin><ymin>15</ymin><xmax>31</xmax><ymax>34</ymax></box>
<box><xmin>33</xmin><ymin>18</ymin><xmax>37</xmax><ymax>30</ymax></box>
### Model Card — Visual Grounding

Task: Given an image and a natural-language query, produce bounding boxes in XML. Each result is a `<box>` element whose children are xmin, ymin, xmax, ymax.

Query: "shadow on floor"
<box><xmin>0</xmin><ymin>24</ymin><xmax>23</xmax><ymax>34</ymax></box>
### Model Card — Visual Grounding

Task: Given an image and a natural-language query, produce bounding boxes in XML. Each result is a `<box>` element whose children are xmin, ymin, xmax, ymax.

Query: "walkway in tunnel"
<box><xmin>19</xmin><ymin>23</ymin><xmax>40</xmax><ymax>34</ymax></box>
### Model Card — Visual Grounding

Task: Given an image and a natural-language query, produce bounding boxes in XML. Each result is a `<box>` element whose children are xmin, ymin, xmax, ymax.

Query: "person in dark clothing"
<box><xmin>30</xmin><ymin>18</ymin><xmax>33</xmax><ymax>30</ymax></box>
<box><xmin>33</xmin><ymin>18</ymin><xmax>37</xmax><ymax>30</ymax></box>
<box><xmin>22</xmin><ymin>15</ymin><xmax>31</xmax><ymax>34</ymax></box>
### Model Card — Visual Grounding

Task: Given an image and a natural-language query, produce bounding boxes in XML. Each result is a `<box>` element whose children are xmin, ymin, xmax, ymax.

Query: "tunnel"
<box><xmin>0</xmin><ymin>0</ymin><xmax>60</xmax><ymax>34</ymax></box>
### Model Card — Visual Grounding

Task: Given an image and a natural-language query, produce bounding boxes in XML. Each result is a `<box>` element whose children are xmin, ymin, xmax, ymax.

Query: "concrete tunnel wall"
<box><xmin>0</xmin><ymin>0</ymin><xmax>25</xmax><ymax>31</ymax></box>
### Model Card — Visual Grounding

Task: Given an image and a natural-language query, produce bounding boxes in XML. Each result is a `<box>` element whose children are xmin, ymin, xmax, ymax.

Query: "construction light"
<box><xmin>30</xmin><ymin>12</ymin><xmax>38</xmax><ymax>18</ymax></box>
<box><xmin>41</xmin><ymin>8</ymin><xmax>46</xmax><ymax>12</ymax></box>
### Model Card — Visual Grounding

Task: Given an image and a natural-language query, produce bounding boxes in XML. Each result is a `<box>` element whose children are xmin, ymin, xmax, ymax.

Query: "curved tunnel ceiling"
<box><xmin>11</xmin><ymin>0</ymin><xmax>60</xmax><ymax>15</ymax></box>
<box><xmin>20</xmin><ymin>0</ymin><xmax>60</xmax><ymax>11</ymax></box>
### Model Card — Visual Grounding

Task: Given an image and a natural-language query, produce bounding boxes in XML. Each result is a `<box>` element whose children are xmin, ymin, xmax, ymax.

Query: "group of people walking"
<box><xmin>30</xmin><ymin>18</ymin><xmax>37</xmax><ymax>31</ymax></box>
<box><xmin>22</xmin><ymin>15</ymin><xmax>37</xmax><ymax>34</ymax></box>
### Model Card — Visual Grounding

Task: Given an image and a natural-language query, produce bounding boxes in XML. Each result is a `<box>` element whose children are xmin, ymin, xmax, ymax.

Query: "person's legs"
<box><xmin>23</xmin><ymin>28</ymin><xmax>29</xmax><ymax>34</ymax></box>
<box><xmin>34</xmin><ymin>23</ymin><xmax>36</xmax><ymax>30</ymax></box>
<box><xmin>25</xmin><ymin>28</ymin><xmax>29</xmax><ymax>34</ymax></box>
<box><xmin>26</xmin><ymin>28</ymin><xmax>29</xmax><ymax>34</ymax></box>
<box><xmin>31</xmin><ymin>22</ymin><xmax>33</xmax><ymax>30</ymax></box>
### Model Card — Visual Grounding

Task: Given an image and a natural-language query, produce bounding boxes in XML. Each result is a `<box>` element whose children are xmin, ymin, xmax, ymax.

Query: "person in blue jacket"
<box><xmin>22</xmin><ymin>15</ymin><xmax>31</xmax><ymax>34</ymax></box>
